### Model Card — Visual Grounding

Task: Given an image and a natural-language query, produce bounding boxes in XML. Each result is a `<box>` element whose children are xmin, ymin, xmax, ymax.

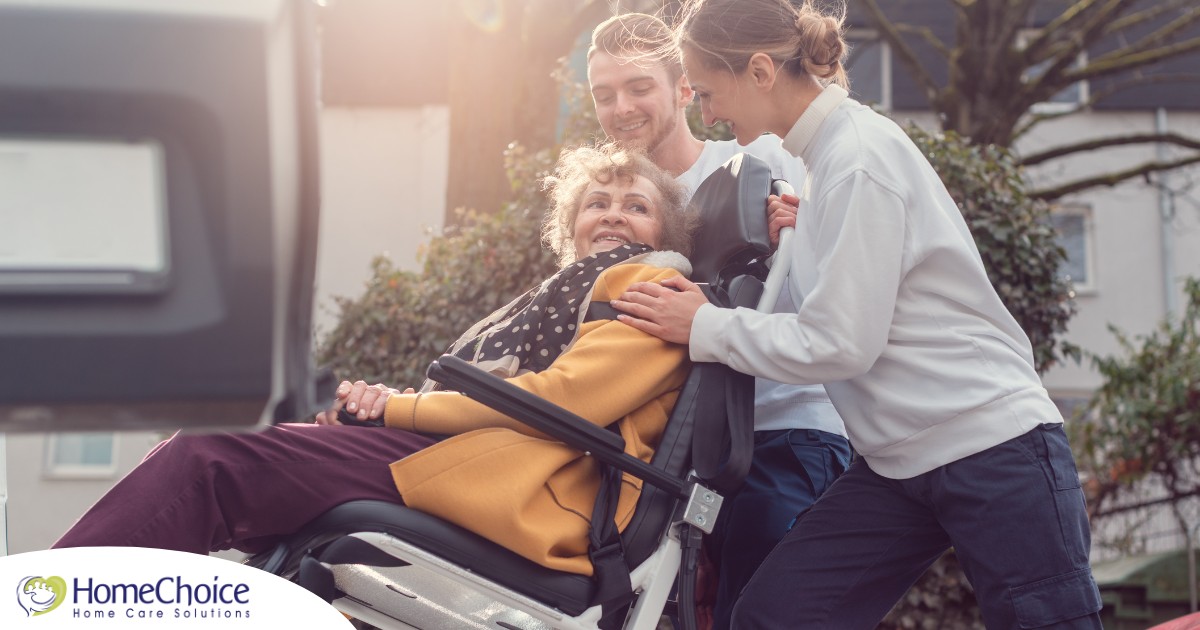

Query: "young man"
<box><xmin>586</xmin><ymin>13</ymin><xmax>850</xmax><ymax>629</ymax></box>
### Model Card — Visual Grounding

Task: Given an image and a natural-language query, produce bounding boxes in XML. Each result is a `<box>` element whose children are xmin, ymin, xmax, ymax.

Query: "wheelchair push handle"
<box><xmin>758</xmin><ymin>178</ymin><xmax>797</xmax><ymax>311</ymax></box>
<box><xmin>428</xmin><ymin>354</ymin><xmax>688</xmax><ymax>497</ymax></box>
<box><xmin>771</xmin><ymin>178</ymin><xmax>795</xmax><ymax>199</ymax></box>
<box><xmin>336</xmin><ymin>407</ymin><xmax>385</xmax><ymax>428</ymax></box>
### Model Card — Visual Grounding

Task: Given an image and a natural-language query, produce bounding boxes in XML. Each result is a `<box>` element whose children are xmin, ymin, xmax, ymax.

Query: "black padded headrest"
<box><xmin>689</xmin><ymin>153</ymin><xmax>773</xmax><ymax>284</ymax></box>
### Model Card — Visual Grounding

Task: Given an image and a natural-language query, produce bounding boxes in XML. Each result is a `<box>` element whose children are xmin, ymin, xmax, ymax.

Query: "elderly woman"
<box><xmin>54</xmin><ymin>143</ymin><xmax>697</xmax><ymax>577</ymax></box>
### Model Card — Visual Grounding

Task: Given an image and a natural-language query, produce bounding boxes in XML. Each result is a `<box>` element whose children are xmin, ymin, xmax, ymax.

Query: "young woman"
<box><xmin>612</xmin><ymin>1</ymin><xmax>1103</xmax><ymax>628</ymax></box>
<box><xmin>55</xmin><ymin>143</ymin><xmax>697</xmax><ymax>577</ymax></box>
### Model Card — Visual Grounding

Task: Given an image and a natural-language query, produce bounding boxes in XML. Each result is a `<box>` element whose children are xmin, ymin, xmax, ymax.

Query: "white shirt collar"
<box><xmin>781</xmin><ymin>84</ymin><xmax>849</xmax><ymax>160</ymax></box>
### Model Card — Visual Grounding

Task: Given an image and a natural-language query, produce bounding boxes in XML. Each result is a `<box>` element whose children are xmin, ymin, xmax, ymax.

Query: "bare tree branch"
<box><xmin>1105</xmin><ymin>0</ymin><xmax>1198</xmax><ymax>36</ymax></box>
<box><xmin>1094</xmin><ymin>8</ymin><xmax>1200</xmax><ymax>63</ymax></box>
<box><xmin>1075</xmin><ymin>36</ymin><xmax>1200</xmax><ymax>83</ymax></box>
<box><xmin>1013</xmin><ymin>108</ymin><xmax>1081</xmax><ymax>141</ymax></box>
<box><xmin>1092</xmin><ymin>487</ymin><xmax>1200</xmax><ymax>520</ymax></box>
<box><xmin>1085</xmin><ymin>71</ymin><xmax>1200</xmax><ymax>104</ymax></box>
<box><xmin>1012</xmin><ymin>73</ymin><xmax>1200</xmax><ymax>140</ymax></box>
<box><xmin>1021</xmin><ymin>2</ymin><xmax>1200</xmax><ymax>103</ymax></box>
<box><xmin>1023</xmin><ymin>0</ymin><xmax>1135</xmax><ymax>64</ymax></box>
<box><xmin>995</xmin><ymin>0</ymin><xmax>1040</xmax><ymax>57</ymax></box>
<box><xmin>1031</xmin><ymin>154</ymin><xmax>1200</xmax><ymax>201</ymax></box>
<box><xmin>1019</xmin><ymin>1</ymin><xmax>1137</xmax><ymax>107</ymax></box>
<box><xmin>854</xmin><ymin>0</ymin><xmax>943</xmax><ymax>102</ymax></box>
<box><xmin>1020</xmin><ymin>132</ymin><xmax>1200</xmax><ymax>166</ymax></box>
<box><xmin>894</xmin><ymin>23</ymin><xmax>952</xmax><ymax>59</ymax></box>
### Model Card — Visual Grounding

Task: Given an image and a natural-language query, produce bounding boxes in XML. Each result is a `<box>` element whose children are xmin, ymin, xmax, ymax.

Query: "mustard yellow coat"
<box><xmin>383</xmin><ymin>263</ymin><xmax>690</xmax><ymax>575</ymax></box>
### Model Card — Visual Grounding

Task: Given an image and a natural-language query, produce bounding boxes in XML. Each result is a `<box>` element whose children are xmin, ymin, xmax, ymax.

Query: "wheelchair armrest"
<box><xmin>427</xmin><ymin>355</ymin><xmax>686</xmax><ymax>497</ymax></box>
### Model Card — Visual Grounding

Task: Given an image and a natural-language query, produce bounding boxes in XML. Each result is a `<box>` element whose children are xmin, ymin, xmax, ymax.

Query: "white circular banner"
<box><xmin>0</xmin><ymin>547</ymin><xmax>354</xmax><ymax>629</ymax></box>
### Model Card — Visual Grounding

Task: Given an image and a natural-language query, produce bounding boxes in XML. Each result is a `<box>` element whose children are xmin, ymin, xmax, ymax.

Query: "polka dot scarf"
<box><xmin>430</xmin><ymin>243</ymin><xmax>655</xmax><ymax>389</ymax></box>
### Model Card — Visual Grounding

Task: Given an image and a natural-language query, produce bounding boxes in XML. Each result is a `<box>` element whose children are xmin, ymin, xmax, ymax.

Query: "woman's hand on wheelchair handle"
<box><xmin>767</xmin><ymin>193</ymin><xmax>799</xmax><ymax>249</ymax></box>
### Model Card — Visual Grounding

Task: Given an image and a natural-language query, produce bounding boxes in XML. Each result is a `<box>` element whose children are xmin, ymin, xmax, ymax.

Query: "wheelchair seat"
<box><xmin>248</xmin><ymin>153</ymin><xmax>785</xmax><ymax>630</ymax></box>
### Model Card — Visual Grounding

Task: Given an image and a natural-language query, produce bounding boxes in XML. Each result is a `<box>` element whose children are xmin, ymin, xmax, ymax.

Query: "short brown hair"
<box><xmin>541</xmin><ymin>143</ymin><xmax>694</xmax><ymax>266</ymax></box>
<box><xmin>588</xmin><ymin>12</ymin><xmax>684</xmax><ymax>84</ymax></box>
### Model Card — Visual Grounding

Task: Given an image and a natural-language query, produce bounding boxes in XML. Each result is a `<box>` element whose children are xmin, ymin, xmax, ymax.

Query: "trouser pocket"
<box><xmin>1039</xmin><ymin>423</ymin><xmax>1081</xmax><ymax>490</ymax></box>
<box><xmin>1010</xmin><ymin>567</ymin><xmax>1101</xmax><ymax>628</ymax></box>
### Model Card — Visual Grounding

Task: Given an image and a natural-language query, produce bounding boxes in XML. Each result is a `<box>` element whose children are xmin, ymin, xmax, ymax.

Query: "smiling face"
<box><xmin>588</xmin><ymin>51</ymin><xmax>691</xmax><ymax>155</ymax></box>
<box><xmin>682</xmin><ymin>45</ymin><xmax>768</xmax><ymax>146</ymax></box>
<box><xmin>572</xmin><ymin>174</ymin><xmax>664</xmax><ymax>259</ymax></box>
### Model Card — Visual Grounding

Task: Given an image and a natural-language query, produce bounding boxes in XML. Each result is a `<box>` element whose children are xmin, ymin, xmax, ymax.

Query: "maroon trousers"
<box><xmin>53</xmin><ymin>423</ymin><xmax>437</xmax><ymax>554</ymax></box>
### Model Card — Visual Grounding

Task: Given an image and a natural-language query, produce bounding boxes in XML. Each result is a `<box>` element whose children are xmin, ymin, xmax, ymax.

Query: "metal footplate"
<box><xmin>675</xmin><ymin>481</ymin><xmax>724</xmax><ymax>534</ymax></box>
<box><xmin>323</xmin><ymin>532</ymin><xmax>598</xmax><ymax>630</ymax></box>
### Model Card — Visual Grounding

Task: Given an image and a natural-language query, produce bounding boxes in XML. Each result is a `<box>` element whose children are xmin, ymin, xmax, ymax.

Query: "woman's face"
<box><xmin>682</xmin><ymin>45</ymin><xmax>767</xmax><ymax>146</ymax></box>
<box><xmin>572</xmin><ymin>174</ymin><xmax>664</xmax><ymax>259</ymax></box>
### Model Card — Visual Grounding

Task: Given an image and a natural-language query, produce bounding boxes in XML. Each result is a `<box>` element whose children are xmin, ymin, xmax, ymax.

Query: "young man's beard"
<box><xmin>638</xmin><ymin>108</ymin><xmax>682</xmax><ymax>158</ymax></box>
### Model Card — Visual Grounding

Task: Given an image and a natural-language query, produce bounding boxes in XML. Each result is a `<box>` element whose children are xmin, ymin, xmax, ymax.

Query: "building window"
<box><xmin>1050</xmin><ymin>204</ymin><xmax>1095</xmax><ymax>294</ymax></box>
<box><xmin>845</xmin><ymin>29</ymin><xmax>892</xmax><ymax>110</ymax></box>
<box><xmin>1018</xmin><ymin>29</ymin><xmax>1089</xmax><ymax>114</ymax></box>
<box><xmin>45</xmin><ymin>432</ymin><xmax>118</xmax><ymax>479</ymax></box>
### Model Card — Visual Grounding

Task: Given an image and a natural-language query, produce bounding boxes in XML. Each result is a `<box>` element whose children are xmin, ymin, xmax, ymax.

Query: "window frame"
<box><xmin>844</xmin><ymin>28</ymin><xmax>893</xmax><ymax>111</ymax></box>
<box><xmin>43</xmin><ymin>432</ymin><xmax>120</xmax><ymax>480</ymax></box>
<box><xmin>1050</xmin><ymin>202</ymin><xmax>1097</xmax><ymax>296</ymax></box>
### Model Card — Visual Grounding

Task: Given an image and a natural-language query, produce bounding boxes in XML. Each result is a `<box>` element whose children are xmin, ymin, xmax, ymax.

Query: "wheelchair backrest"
<box><xmin>620</xmin><ymin>153</ymin><xmax>774</xmax><ymax>566</ymax></box>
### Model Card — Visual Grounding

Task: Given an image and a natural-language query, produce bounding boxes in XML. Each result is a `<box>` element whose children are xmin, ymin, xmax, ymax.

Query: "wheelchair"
<box><xmin>247</xmin><ymin>153</ymin><xmax>792</xmax><ymax>630</ymax></box>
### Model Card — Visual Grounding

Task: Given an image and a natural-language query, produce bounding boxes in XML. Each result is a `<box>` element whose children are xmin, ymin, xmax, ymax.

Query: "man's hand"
<box><xmin>314</xmin><ymin>381</ymin><xmax>412</xmax><ymax>425</ymax></box>
<box><xmin>611</xmin><ymin>275</ymin><xmax>709</xmax><ymax>344</ymax></box>
<box><xmin>767</xmin><ymin>192</ymin><xmax>799</xmax><ymax>249</ymax></box>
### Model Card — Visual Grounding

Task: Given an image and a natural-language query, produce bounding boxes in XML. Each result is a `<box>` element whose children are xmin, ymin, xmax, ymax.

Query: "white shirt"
<box><xmin>678</xmin><ymin>135</ymin><xmax>845</xmax><ymax>437</ymax></box>
<box><xmin>690</xmin><ymin>85</ymin><xmax>1062</xmax><ymax>478</ymax></box>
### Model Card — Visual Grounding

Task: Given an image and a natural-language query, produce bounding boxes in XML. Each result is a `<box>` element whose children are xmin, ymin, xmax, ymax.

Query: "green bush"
<box><xmin>1072</xmin><ymin>278</ymin><xmax>1200</xmax><ymax>528</ymax></box>
<box><xmin>316</xmin><ymin>146</ymin><xmax>559</xmax><ymax>387</ymax></box>
<box><xmin>316</xmin><ymin>65</ymin><xmax>601</xmax><ymax>387</ymax></box>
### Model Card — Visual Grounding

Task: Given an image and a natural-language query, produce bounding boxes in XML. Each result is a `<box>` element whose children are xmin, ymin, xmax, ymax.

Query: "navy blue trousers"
<box><xmin>708</xmin><ymin>428</ymin><xmax>851</xmax><ymax>630</ymax></box>
<box><xmin>730</xmin><ymin>424</ymin><xmax>1102</xmax><ymax>630</ymax></box>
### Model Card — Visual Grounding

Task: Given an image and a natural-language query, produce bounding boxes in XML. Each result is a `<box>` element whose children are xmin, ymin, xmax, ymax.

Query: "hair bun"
<box><xmin>794</xmin><ymin>11</ymin><xmax>845</xmax><ymax>81</ymax></box>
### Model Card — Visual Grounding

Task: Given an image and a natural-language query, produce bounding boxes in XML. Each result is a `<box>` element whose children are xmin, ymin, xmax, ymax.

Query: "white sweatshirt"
<box><xmin>678</xmin><ymin>136</ymin><xmax>845</xmax><ymax>437</ymax></box>
<box><xmin>689</xmin><ymin>85</ymin><xmax>1062</xmax><ymax>478</ymax></box>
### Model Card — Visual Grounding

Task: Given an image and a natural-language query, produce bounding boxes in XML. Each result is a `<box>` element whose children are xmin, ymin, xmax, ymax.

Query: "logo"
<box><xmin>1</xmin><ymin>548</ymin><xmax>355</xmax><ymax>627</ymax></box>
<box><xmin>16</xmin><ymin>575</ymin><xmax>66</xmax><ymax>617</ymax></box>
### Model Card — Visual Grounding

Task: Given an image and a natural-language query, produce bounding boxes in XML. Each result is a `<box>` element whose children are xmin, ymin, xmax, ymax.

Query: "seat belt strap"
<box><xmin>588</xmin><ymin>461</ymin><xmax>635</xmax><ymax>609</ymax></box>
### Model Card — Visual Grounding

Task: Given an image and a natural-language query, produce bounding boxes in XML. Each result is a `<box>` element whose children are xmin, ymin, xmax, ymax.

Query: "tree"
<box><xmin>854</xmin><ymin>0</ymin><xmax>1200</xmax><ymax>201</ymax></box>
<box><xmin>1071</xmin><ymin>278</ymin><xmax>1200</xmax><ymax>546</ymax></box>
<box><xmin>445</xmin><ymin>0</ymin><xmax>627</xmax><ymax>222</ymax></box>
<box><xmin>318</xmin><ymin>66</ymin><xmax>603</xmax><ymax>386</ymax></box>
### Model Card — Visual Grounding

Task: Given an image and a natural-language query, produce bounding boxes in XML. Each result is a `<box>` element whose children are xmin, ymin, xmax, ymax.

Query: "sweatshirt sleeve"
<box><xmin>384</xmin><ymin>264</ymin><xmax>690</xmax><ymax>436</ymax></box>
<box><xmin>691</xmin><ymin>169</ymin><xmax>906</xmax><ymax>384</ymax></box>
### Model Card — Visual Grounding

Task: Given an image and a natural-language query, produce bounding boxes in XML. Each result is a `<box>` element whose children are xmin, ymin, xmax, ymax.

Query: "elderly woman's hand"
<box><xmin>314</xmin><ymin>380</ymin><xmax>413</xmax><ymax>425</ymax></box>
